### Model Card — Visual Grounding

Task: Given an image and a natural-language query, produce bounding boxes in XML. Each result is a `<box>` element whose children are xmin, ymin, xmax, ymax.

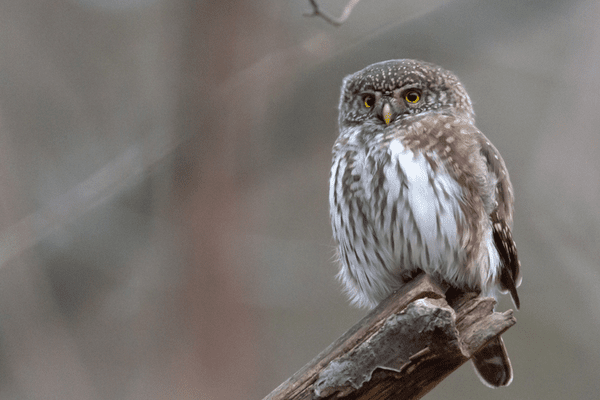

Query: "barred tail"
<box><xmin>471</xmin><ymin>336</ymin><xmax>513</xmax><ymax>387</ymax></box>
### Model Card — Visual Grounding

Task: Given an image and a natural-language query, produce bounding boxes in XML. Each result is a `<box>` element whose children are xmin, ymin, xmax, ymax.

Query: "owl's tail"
<box><xmin>471</xmin><ymin>336</ymin><xmax>513</xmax><ymax>387</ymax></box>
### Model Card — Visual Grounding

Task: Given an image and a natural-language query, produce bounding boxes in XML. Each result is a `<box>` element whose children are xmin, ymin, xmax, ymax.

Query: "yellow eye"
<box><xmin>364</xmin><ymin>95</ymin><xmax>375</xmax><ymax>108</ymax></box>
<box><xmin>404</xmin><ymin>91</ymin><xmax>420</xmax><ymax>103</ymax></box>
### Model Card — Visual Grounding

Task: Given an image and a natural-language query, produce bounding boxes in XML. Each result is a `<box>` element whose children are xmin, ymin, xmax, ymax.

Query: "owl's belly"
<box><xmin>330</xmin><ymin>139</ymin><xmax>497</xmax><ymax>308</ymax></box>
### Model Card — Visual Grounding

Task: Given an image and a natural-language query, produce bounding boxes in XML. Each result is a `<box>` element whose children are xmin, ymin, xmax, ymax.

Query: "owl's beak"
<box><xmin>382</xmin><ymin>103</ymin><xmax>393</xmax><ymax>125</ymax></box>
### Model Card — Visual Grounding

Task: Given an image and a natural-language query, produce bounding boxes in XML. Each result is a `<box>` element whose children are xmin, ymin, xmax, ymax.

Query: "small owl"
<box><xmin>329</xmin><ymin>59</ymin><xmax>522</xmax><ymax>387</ymax></box>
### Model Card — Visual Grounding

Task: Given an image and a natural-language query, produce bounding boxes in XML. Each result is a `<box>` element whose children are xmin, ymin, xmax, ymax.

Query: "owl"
<box><xmin>329</xmin><ymin>59</ymin><xmax>521</xmax><ymax>387</ymax></box>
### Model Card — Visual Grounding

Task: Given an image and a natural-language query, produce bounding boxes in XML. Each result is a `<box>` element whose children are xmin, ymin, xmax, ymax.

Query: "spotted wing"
<box><xmin>477</xmin><ymin>132</ymin><xmax>521</xmax><ymax>309</ymax></box>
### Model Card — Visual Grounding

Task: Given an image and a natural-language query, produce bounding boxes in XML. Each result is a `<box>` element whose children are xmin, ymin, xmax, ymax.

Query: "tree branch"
<box><xmin>304</xmin><ymin>0</ymin><xmax>361</xmax><ymax>26</ymax></box>
<box><xmin>263</xmin><ymin>273</ymin><xmax>516</xmax><ymax>400</ymax></box>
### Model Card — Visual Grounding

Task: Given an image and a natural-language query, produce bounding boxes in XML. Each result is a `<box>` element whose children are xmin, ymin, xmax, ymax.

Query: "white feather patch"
<box><xmin>388</xmin><ymin>139</ymin><xmax>462</xmax><ymax>266</ymax></box>
<box><xmin>330</xmin><ymin>138</ymin><xmax>500</xmax><ymax>308</ymax></box>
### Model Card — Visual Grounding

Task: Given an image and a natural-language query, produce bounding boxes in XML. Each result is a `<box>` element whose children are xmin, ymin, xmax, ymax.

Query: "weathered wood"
<box><xmin>263</xmin><ymin>273</ymin><xmax>516</xmax><ymax>400</ymax></box>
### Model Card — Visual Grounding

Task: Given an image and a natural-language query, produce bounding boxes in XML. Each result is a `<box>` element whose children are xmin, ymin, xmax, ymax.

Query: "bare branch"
<box><xmin>304</xmin><ymin>0</ymin><xmax>361</xmax><ymax>26</ymax></box>
<box><xmin>263</xmin><ymin>273</ymin><xmax>517</xmax><ymax>400</ymax></box>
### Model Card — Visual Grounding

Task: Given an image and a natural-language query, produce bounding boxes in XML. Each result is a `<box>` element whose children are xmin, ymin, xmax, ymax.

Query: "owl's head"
<box><xmin>338</xmin><ymin>59</ymin><xmax>474</xmax><ymax>129</ymax></box>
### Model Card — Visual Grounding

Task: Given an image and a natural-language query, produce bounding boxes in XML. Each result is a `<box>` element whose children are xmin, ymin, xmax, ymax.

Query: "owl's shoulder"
<box><xmin>379</xmin><ymin>113</ymin><xmax>479</xmax><ymax>167</ymax></box>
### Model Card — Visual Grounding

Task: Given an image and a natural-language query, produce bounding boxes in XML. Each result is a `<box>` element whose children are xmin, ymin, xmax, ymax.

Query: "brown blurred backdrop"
<box><xmin>0</xmin><ymin>0</ymin><xmax>599</xmax><ymax>399</ymax></box>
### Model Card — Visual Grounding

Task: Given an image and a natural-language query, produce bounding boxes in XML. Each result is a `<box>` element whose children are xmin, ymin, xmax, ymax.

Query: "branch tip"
<box><xmin>304</xmin><ymin>0</ymin><xmax>361</xmax><ymax>26</ymax></box>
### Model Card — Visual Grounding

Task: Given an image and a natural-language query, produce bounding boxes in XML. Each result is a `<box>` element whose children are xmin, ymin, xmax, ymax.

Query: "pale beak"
<box><xmin>382</xmin><ymin>103</ymin><xmax>392</xmax><ymax>125</ymax></box>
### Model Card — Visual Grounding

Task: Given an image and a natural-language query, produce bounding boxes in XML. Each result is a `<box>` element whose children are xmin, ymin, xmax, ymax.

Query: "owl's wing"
<box><xmin>492</xmin><ymin>212</ymin><xmax>521</xmax><ymax>309</ymax></box>
<box><xmin>476</xmin><ymin>133</ymin><xmax>521</xmax><ymax>309</ymax></box>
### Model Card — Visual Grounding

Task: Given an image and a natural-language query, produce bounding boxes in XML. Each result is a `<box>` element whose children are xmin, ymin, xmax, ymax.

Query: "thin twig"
<box><xmin>304</xmin><ymin>0</ymin><xmax>361</xmax><ymax>26</ymax></box>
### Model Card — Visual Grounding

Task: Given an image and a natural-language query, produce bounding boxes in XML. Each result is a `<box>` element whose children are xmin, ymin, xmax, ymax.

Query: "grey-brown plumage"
<box><xmin>329</xmin><ymin>59</ymin><xmax>521</xmax><ymax>387</ymax></box>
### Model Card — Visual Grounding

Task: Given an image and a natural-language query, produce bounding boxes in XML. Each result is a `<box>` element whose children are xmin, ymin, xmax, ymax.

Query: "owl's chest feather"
<box><xmin>330</xmin><ymin>135</ymin><xmax>481</xmax><ymax>307</ymax></box>
<box><xmin>347</xmin><ymin>138</ymin><xmax>465</xmax><ymax>247</ymax></box>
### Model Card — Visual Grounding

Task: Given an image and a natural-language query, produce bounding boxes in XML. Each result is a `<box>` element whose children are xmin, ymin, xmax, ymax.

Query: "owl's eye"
<box><xmin>404</xmin><ymin>90</ymin><xmax>420</xmax><ymax>104</ymax></box>
<box><xmin>363</xmin><ymin>95</ymin><xmax>375</xmax><ymax>108</ymax></box>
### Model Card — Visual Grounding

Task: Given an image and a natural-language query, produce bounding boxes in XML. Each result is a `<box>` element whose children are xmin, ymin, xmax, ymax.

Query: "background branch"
<box><xmin>264</xmin><ymin>274</ymin><xmax>516</xmax><ymax>400</ymax></box>
<box><xmin>304</xmin><ymin>0</ymin><xmax>361</xmax><ymax>26</ymax></box>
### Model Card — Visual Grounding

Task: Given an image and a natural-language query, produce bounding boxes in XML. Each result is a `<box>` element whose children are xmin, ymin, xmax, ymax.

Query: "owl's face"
<box><xmin>338</xmin><ymin>59</ymin><xmax>474</xmax><ymax>129</ymax></box>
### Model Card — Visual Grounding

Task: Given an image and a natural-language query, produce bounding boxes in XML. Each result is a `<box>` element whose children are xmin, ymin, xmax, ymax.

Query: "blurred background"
<box><xmin>0</xmin><ymin>0</ymin><xmax>598</xmax><ymax>399</ymax></box>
